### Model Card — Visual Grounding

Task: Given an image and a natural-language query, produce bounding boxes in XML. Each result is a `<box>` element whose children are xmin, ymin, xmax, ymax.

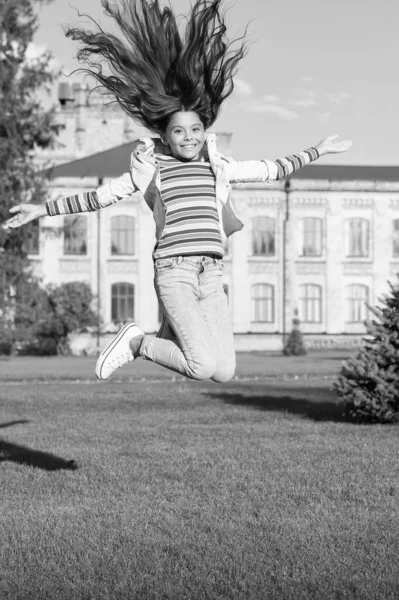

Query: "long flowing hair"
<box><xmin>66</xmin><ymin>0</ymin><xmax>248</xmax><ymax>133</ymax></box>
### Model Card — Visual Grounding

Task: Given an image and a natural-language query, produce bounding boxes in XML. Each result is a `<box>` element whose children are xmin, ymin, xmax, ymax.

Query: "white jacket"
<box><xmin>48</xmin><ymin>134</ymin><xmax>319</xmax><ymax>240</ymax></box>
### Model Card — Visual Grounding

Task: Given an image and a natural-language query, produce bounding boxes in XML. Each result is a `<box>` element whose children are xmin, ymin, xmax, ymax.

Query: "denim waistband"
<box><xmin>154</xmin><ymin>253</ymin><xmax>222</xmax><ymax>264</ymax></box>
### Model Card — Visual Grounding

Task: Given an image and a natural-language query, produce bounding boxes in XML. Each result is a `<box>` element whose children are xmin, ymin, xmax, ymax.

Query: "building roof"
<box><xmin>41</xmin><ymin>141</ymin><xmax>136</xmax><ymax>180</ymax></box>
<box><xmin>41</xmin><ymin>142</ymin><xmax>399</xmax><ymax>182</ymax></box>
<box><xmin>291</xmin><ymin>163</ymin><xmax>399</xmax><ymax>182</ymax></box>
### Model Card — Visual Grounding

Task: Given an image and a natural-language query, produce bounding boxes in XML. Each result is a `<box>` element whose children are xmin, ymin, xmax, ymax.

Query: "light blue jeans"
<box><xmin>139</xmin><ymin>255</ymin><xmax>236</xmax><ymax>382</ymax></box>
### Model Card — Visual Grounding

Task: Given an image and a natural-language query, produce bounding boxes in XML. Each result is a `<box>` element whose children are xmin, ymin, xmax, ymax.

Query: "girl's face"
<box><xmin>163</xmin><ymin>111</ymin><xmax>206</xmax><ymax>161</ymax></box>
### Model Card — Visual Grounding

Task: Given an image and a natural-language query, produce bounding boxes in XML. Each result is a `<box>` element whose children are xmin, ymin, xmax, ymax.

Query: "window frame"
<box><xmin>110</xmin><ymin>215</ymin><xmax>136</xmax><ymax>257</ymax></box>
<box><xmin>346</xmin><ymin>284</ymin><xmax>369</xmax><ymax>323</ymax></box>
<box><xmin>63</xmin><ymin>215</ymin><xmax>88</xmax><ymax>256</ymax></box>
<box><xmin>111</xmin><ymin>282</ymin><xmax>135</xmax><ymax>324</ymax></box>
<box><xmin>299</xmin><ymin>284</ymin><xmax>322</xmax><ymax>324</ymax></box>
<box><xmin>301</xmin><ymin>217</ymin><xmax>323</xmax><ymax>257</ymax></box>
<box><xmin>345</xmin><ymin>218</ymin><xmax>370</xmax><ymax>258</ymax></box>
<box><xmin>251</xmin><ymin>216</ymin><xmax>276</xmax><ymax>257</ymax></box>
<box><xmin>251</xmin><ymin>283</ymin><xmax>275</xmax><ymax>323</ymax></box>
<box><xmin>393</xmin><ymin>219</ymin><xmax>399</xmax><ymax>258</ymax></box>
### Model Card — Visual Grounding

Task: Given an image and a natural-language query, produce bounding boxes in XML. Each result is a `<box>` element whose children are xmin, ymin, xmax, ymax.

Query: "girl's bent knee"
<box><xmin>211</xmin><ymin>365</ymin><xmax>236</xmax><ymax>384</ymax></box>
<box><xmin>187</xmin><ymin>357</ymin><xmax>217</xmax><ymax>381</ymax></box>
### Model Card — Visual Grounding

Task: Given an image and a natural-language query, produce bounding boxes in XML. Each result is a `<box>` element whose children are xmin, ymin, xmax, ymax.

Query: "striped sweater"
<box><xmin>45</xmin><ymin>145</ymin><xmax>320</xmax><ymax>254</ymax></box>
<box><xmin>153</xmin><ymin>156</ymin><xmax>223</xmax><ymax>259</ymax></box>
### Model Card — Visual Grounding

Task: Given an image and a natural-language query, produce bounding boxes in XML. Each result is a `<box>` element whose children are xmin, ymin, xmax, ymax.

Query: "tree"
<box><xmin>334</xmin><ymin>279</ymin><xmax>399</xmax><ymax>423</ymax></box>
<box><xmin>283</xmin><ymin>309</ymin><xmax>307</xmax><ymax>356</ymax></box>
<box><xmin>35</xmin><ymin>282</ymin><xmax>98</xmax><ymax>355</ymax></box>
<box><xmin>0</xmin><ymin>0</ymin><xmax>59</xmax><ymax>349</ymax></box>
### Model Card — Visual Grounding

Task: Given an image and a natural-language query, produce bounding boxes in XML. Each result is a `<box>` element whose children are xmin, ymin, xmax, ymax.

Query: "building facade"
<box><xmin>29</xmin><ymin>83</ymin><xmax>399</xmax><ymax>352</ymax></box>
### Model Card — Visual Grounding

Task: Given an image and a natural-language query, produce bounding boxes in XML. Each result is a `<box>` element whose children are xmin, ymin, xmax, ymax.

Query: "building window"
<box><xmin>301</xmin><ymin>217</ymin><xmax>323</xmax><ymax>257</ymax></box>
<box><xmin>23</xmin><ymin>220</ymin><xmax>40</xmax><ymax>255</ymax></box>
<box><xmin>251</xmin><ymin>284</ymin><xmax>274</xmax><ymax>323</ymax></box>
<box><xmin>64</xmin><ymin>216</ymin><xmax>87</xmax><ymax>255</ymax></box>
<box><xmin>346</xmin><ymin>285</ymin><xmax>369</xmax><ymax>323</ymax></box>
<box><xmin>111</xmin><ymin>216</ymin><xmax>135</xmax><ymax>256</ymax></box>
<box><xmin>252</xmin><ymin>217</ymin><xmax>275</xmax><ymax>256</ymax></box>
<box><xmin>393</xmin><ymin>220</ymin><xmax>399</xmax><ymax>257</ymax></box>
<box><xmin>299</xmin><ymin>284</ymin><xmax>322</xmax><ymax>323</ymax></box>
<box><xmin>111</xmin><ymin>282</ymin><xmax>134</xmax><ymax>323</ymax></box>
<box><xmin>345</xmin><ymin>218</ymin><xmax>370</xmax><ymax>257</ymax></box>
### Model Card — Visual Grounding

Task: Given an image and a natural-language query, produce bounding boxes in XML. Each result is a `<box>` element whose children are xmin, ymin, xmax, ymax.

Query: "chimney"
<box><xmin>58</xmin><ymin>82</ymin><xmax>74</xmax><ymax>107</ymax></box>
<box><xmin>74</xmin><ymin>83</ymin><xmax>86</xmax><ymax>155</ymax></box>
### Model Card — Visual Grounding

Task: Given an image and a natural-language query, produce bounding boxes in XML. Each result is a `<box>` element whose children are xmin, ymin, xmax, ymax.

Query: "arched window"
<box><xmin>346</xmin><ymin>285</ymin><xmax>369</xmax><ymax>323</ymax></box>
<box><xmin>300</xmin><ymin>217</ymin><xmax>323</xmax><ymax>256</ymax></box>
<box><xmin>252</xmin><ymin>217</ymin><xmax>275</xmax><ymax>256</ymax></box>
<box><xmin>345</xmin><ymin>218</ymin><xmax>370</xmax><ymax>257</ymax></box>
<box><xmin>64</xmin><ymin>216</ymin><xmax>87</xmax><ymax>255</ymax></box>
<box><xmin>24</xmin><ymin>220</ymin><xmax>40</xmax><ymax>255</ymax></box>
<box><xmin>251</xmin><ymin>284</ymin><xmax>274</xmax><ymax>323</ymax></box>
<box><xmin>393</xmin><ymin>220</ymin><xmax>399</xmax><ymax>257</ymax></box>
<box><xmin>111</xmin><ymin>282</ymin><xmax>134</xmax><ymax>323</ymax></box>
<box><xmin>111</xmin><ymin>216</ymin><xmax>135</xmax><ymax>255</ymax></box>
<box><xmin>299</xmin><ymin>284</ymin><xmax>322</xmax><ymax>323</ymax></box>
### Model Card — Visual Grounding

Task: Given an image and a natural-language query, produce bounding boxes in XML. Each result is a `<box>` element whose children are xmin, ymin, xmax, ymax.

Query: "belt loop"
<box><xmin>177</xmin><ymin>256</ymin><xmax>183</xmax><ymax>264</ymax></box>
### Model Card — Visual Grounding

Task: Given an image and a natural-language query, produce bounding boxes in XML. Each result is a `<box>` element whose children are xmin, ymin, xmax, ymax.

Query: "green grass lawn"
<box><xmin>0</xmin><ymin>349</ymin><xmax>356</xmax><ymax>382</ymax></box>
<box><xmin>1</xmin><ymin>354</ymin><xmax>398</xmax><ymax>599</ymax></box>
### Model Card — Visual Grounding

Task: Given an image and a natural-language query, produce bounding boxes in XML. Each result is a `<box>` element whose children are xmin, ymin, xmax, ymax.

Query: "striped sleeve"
<box><xmin>273</xmin><ymin>147</ymin><xmax>320</xmax><ymax>180</ymax></box>
<box><xmin>46</xmin><ymin>191</ymin><xmax>101</xmax><ymax>216</ymax></box>
<box><xmin>226</xmin><ymin>147</ymin><xmax>320</xmax><ymax>183</ymax></box>
<box><xmin>45</xmin><ymin>171</ymin><xmax>136</xmax><ymax>216</ymax></box>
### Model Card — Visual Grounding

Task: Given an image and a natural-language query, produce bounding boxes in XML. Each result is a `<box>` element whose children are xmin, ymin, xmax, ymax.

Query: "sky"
<box><xmin>34</xmin><ymin>0</ymin><xmax>399</xmax><ymax>165</ymax></box>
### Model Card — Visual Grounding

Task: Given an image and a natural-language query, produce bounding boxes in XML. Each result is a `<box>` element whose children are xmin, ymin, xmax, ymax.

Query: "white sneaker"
<box><xmin>95</xmin><ymin>323</ymin><xmax>144</xmax><ymax>380</ymax></box>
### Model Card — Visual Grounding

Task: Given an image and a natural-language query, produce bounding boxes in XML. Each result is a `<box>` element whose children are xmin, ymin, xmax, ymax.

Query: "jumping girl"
<box><xmin>3</xmin><ymin>0</ymin><xmax>352</xmax><ymax>383</ymax></box>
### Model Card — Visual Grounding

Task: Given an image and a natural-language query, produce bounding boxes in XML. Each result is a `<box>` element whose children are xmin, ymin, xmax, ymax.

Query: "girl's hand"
<box><xmin>316</xmin><ymin>135</ymin><xmax>353</xmax><ymax>156</ymax></box>
<box><xmin>2</xmin><ymin>203</ymin><xmax>47</xmax><ymax>230</ymax></box>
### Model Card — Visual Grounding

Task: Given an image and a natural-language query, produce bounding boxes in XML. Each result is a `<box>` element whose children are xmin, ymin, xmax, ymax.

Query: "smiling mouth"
<box><xmin>181</xmin><ymin>144</ymin><xmax>197</xmax><ymax>149</ymax></box>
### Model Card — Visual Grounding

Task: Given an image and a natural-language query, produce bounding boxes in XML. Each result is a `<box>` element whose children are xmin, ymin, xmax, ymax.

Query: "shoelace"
<box><xmin>108</xmin><ymin>352</ymin><xmax>134</xmax><ymax>370</ymax></box>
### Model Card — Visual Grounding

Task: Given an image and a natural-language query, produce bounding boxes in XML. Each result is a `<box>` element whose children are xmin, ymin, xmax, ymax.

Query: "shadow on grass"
<box><xmin>209</xmin><ymin>383</ymin><xmax>351</xmax><ymax>423</ymax></box>
<box><xmin>0</xmin><ymin>420</ymin><xmax>30</xmax><ymax>430</ymax></box>
<box><xmin>0</xmin><ymin>439</ymin><xmax>78</xmax><ymax>471</ymax></box>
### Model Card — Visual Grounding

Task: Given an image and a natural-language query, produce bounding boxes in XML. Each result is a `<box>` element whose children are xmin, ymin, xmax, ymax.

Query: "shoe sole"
<box><xmin>95</xmin><ymin>323</ymin><xmax>142</xmax><ymax>380</ymax></box>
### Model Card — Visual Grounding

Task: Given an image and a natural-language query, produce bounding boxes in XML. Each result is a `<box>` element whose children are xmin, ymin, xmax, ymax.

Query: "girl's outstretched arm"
<box><xmin>46</xmin><ymin>172</ymin><xmax>136</xmax><ymax>216</ymax></box>
<box><xmin>271</xmin><ymin>135</ymin><xmax>352</xmax><ymax>180</ymax></box>
<box><xmin>2</xmin><ymin>203</ymin><xmax>47</xmax><ymax>230</ymax></box>
<box><xmin>228</xmin><ymin>135</ymin><xmax>352</xmax><ymax>183</ymax></box>
<box><xmin>2</xmin><ymin>172</ymin><xmax>136</xmax><ymax>230</ymax></box>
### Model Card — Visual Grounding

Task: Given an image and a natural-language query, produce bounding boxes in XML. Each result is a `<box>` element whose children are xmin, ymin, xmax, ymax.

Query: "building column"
<box><xmin>283</xmin><ymin>187</ymin><xmax>295</xmax><ymax>342</ymax></box>
<box><xmin>136</xmin><ymin>197</ymin><xmax>159</xmax><ymax>332</ymax></box>
<box><xmin>373</xmin><ymin>195</ymin><xmax>391</xmax><ymax>303</ymax></box>
<box><xmin>230</xmin><ymin>191</ymin><xmax>250</xmax><ymax>332</ymax></box>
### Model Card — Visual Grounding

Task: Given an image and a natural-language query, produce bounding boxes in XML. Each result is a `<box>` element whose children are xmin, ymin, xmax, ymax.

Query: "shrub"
<box><xmin>34</xmin><ymin>282</ymin><xmax>98</xmax><ymax>354</ymax></box>
<box><xmin>2</xmin><ymin>281</ymin><xmax>98</xmax><ymax>355</ymax></box>
<box><xmin>0</xmin><ymin>336</ymin><xmax>12</xmax><ymax>356</ymax></box>
<box><xmin>18</xmin><ymin>337</ymin><xmax>58</xmax><ymax>356</ymax></box>
<box><xmin>334</xmin><ymin>279</ymin><xmax>399</xmax><ymax>423</ymax></box>
<box><xmin>283</xmin><ymin>310</ymin><xmax>307</xmax><ymax>356</ymax></box>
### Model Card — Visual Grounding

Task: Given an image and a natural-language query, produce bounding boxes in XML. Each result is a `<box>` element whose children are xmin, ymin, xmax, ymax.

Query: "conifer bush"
<box><xmin>334</xmin><ymin>280</ymin><xmax>399</xmax><ymax>423</ymax></box>
<box><xmin>283</xmin><ymin>309</ymin><xmax>307</xmax><ymax>356</ymax></box>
